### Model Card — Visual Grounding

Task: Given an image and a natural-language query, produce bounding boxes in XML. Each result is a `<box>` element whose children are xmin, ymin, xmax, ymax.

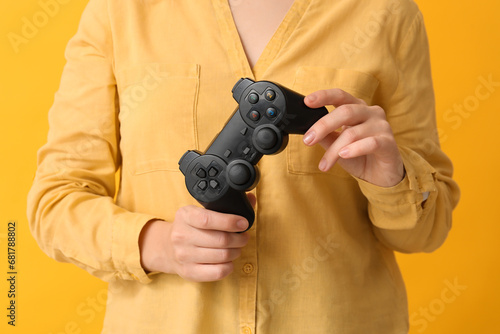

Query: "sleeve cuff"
<box><xmin>111</xmin><ymin>212</ymin><xmax>161</xmax><ymax>284</ymax></box>
<box><xmin>354</xmin><ymin>146</ymin><xmax>437</xmax><ymax>230</ymax></box>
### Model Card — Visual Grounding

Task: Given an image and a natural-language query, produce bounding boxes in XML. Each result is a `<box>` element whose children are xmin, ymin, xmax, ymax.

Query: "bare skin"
<box><xmin>139</xmin><ymin>195</ymin><xmax>256</xmax><ymax>282</ymax></box>
<box><xmin>303</xmin><ymin>90</ymin><xmax>405</xmax><ymax>188</ymax></box>
<box><xmin>139</xmin><ymin>1</ymin><xmax>405</xmax><ymax>282</ymax></box>
<box><xmin>228</xmin><ymin>0</ymin><xmax>295</xmax><ymax>68</ymax></box>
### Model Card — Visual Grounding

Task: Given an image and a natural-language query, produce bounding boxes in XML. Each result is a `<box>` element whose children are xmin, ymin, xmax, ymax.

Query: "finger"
<box><xmin>317</xmin><ymin>131</ymin><xmax>340</xmax><ymax>151</ymax></box>
<box><xmin>304</xmin><ymin>88</ymin><xmax>367</xmax><ymax>109</ymax></box>
<box><xmin>338</xmin><ymin>136</ymin><xmax>392</xmax><ymax>160</ymax></box>
<box><xmin>188</xmin><ymin>247</ymin><xmax>242</xmax><ymax>264</ymax></box>
<box><xmin>318</xmin><ymin>122</ymin><xmax>377</xmax><ymax>171</ymax></box>
<box><xmin>190</xmin><ymin>228</ymin><xmax>249</xmax><ymax>249</ymax></box>
<box><xmin>181</xmin><ymin>262</ymin><xmax>234</xmax><ymax>282</ymax></box>
<box><xmin>303</xmin><ymin>104</ymin><xmax>370</xmax><ymax>146</ymax></box>
<box><xmin>246</xmin><ymin>193</ymin><xmax>257</xmax><ymax>209</ymax></box>
<box><xmin>329</xmin><ymin>112</ymin><xmax>392</xmax><ymax>157</ymax></box>
<box><xmin>180</xmin><ymin>206</ymin><xmax>249</xmax><ymax>232</ymax></box>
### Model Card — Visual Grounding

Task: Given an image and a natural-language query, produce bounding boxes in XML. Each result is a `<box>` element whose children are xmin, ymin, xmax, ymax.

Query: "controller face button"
<box><xmin>248</xmin><ymin>93</ymin><xmax>259</xmax><ymax>104</ymax></box>
<box><xmin>255</xmin><ymin>127</ymin><xmax>278</xmax><ymax>150</ymax></box>
<box><xmin>209</xmin><ymin>180</ymin><xmax>219</xmax><ymax>189</ymax></box>
<box><xmin>248</xmin><ymin>110</ymin><xmax>261</xmax><ymax>121</ymax></box>
<box><xmin>266</xmin><ymin>107</ymin><xmax>277</xmax><ymax>118</ymax></box>
<box><xmin>265</xmin><ymin>89</ymin><xmax>276</xmax><ymax>101</ymax></box>
<box><xmin>197</xmin><ymin>180</ymin><xmax>208</xmax><ymax>190</ymax></box>
<box><xmin>196</xmin><ymin>168</ymin><xmax>207</xmax><ymax>178</ymax></box>
<box><xmin>209</xmin><ymin>167</ymin><xmax>219</xmax><ymax>177</ymax></box>
<box><xmin>228</xmin><ymin>163</ymin><xmax>252</xmax><ymax>186</ymax></box>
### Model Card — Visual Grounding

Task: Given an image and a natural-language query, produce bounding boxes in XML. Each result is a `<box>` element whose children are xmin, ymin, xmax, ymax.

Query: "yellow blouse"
<box><xmin>27</xmin><ymin>0</ymin><xmax>460</xmax><ymax>333</ymax></box>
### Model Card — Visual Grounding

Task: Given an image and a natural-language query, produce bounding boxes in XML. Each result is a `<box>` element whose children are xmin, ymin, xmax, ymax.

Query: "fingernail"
<box><xmin>306</xmin><ymin>94</ymin><xmax>317</xmax><ymax>103</ymax></box>
<box><xmin>339</xmin><ymin>148</ymin><xmax>349</xmax><ymax>158</ymax></box>
<box><xmin>303</xmin><ymin>131</ymin><xmax>315</xmax><ymax>145</ymax></box>
<box><xmin>319</xmin><ymin>158</ymin><xmax>328</xmax><ymax>171</ymax></box>
<box><xmin>237</xmin><ymin>220</ymin><xmax>248</xmax><ymax>230</ymax></box>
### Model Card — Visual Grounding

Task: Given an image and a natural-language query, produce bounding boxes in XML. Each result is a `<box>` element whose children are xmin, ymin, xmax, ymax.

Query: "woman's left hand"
<box><xmin>303</xmin><ymin>89</ymin><xmax>405</xmax><ymax>187</ymax></box>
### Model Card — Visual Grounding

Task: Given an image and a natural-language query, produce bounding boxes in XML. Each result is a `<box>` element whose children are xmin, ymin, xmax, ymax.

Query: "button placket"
<box><xmin>238</xmin><ymin>211</ymin><xmax>258</xmax><ymax>334</ymax></box>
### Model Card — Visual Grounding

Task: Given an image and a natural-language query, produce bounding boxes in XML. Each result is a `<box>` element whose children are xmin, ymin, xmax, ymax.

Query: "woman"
<box><xmin>28</xmin><ymin>0</ymin><xmax>460</xmax><ymax>332</ymax></box>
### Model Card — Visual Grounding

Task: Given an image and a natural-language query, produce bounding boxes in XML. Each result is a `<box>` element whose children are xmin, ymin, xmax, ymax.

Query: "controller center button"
<box><xmin>197</xmin><ymin>180</ymin><xmax>208</xmax><ymax>190</ymax></box>
<box><xmin>242</xmin><ymin>146</ymin><xmax>251</xmax><ymax>155</ymax></box>
<box><xmin>265</xmin><ymin>89</ymin><xmax>276</xmax><ymax>101</ymax></box>
<box><xmin>266</xmin><ymin>107</ymin><xmax>277</xmax><ymax>118</ymax></box>
<box><xmin>208</xmin><ymin>167</ymin><xmax>219</xmax><ymax>177</ymax></box>
<box><xmin>209</xmin><ymin>180</ymin><xmax>219</xmax><ymax>189</ymax></box>
<box><xmin>228</xmin><ymin>163</ymin><xmax>252</xmax><ymax>186</ymax></box>
<box><xmin>248</xmin><ymin>110</ymin><xmax>261</xmax><ymax>121</ymax></box>
<box><xmin>196</xmin><ymin>168</ymin><xmax>206</xmax><ymax>178</ymax></box>
<box><xmin>248</xmin><ymin>93</ymin><xmax>259</xmax><ymax>104</ymax></box>
<box><xmin>255</xmin><ymin>128</ymin><xmax>278</xmax><ymax>150</ymax></box>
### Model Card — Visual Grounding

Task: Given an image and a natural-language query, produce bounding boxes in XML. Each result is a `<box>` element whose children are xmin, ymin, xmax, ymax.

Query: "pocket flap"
<box><xmin>294</xmin><ymin>67</ymin><xmax>380</xmax><ymax>104</ymax></box>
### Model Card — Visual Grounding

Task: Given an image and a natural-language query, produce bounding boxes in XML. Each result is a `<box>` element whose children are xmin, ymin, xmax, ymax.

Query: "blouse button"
<box><xmin>242</xmin><ymin>263</ymin><xmax>254</xmax><ymax>274</ymax></box>
<box><xmin>242</xmin><ymin>326</ymin><xmax>252</xmax><ymax>334</ymax></box>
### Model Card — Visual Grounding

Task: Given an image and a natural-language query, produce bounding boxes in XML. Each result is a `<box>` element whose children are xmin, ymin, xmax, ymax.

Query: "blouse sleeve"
<box><xmin>27</xmin><ymin>0</ymin><xmax>157</xmax><ymax>283</ymax></box>
<box><xmin>355</xmin><ymin>11</ymin><xmax>460</xmax><ymax>253</ymax></box>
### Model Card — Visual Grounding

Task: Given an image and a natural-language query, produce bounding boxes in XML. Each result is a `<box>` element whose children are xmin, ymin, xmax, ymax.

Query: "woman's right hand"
<box><xmin>139</xmin><ymin>195</ymin><xmax>255</xmax><ymax>282</ymax></box>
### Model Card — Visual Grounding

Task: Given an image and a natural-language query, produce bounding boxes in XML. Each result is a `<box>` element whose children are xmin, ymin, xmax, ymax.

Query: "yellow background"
<box><xmin>1</xmin><ymin>0</ymin><xmax>499</xmax><ymax>333</ymax></box>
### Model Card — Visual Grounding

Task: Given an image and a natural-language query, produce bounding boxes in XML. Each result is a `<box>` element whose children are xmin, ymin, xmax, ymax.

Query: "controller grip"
<box><xmin>199</xmin><ymin>188</ymin><xmax>255</xmax><ymax>232</ymax></box>
<box><xmin>277</xmin><ymin>84</ymin><xmax>328</xmax><ymax>134</ymax></box>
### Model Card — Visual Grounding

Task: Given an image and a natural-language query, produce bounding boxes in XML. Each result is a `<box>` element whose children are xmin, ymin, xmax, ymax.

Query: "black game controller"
<box><xmin>179</xmin><ymin>78</ymin><xmax>328</xmax><ymax>231</ymax></box>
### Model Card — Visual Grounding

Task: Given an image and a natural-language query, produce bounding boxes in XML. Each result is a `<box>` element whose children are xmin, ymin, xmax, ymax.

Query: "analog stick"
<box><xmin>254</xmin><ymin>127</ymin><xmax>278</xmax><ymax>151</ymax></box>
<box><xmin>228</xmin><ymin>163</ymin><xmax>252</xmax><ymax>186</ymax></box>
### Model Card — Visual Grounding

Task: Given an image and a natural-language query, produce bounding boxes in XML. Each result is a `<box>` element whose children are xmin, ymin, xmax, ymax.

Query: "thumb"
<box><xmin>246</xmin><ymin>193</ymin><xmax>257</xmax><ymax>209</ymax></box>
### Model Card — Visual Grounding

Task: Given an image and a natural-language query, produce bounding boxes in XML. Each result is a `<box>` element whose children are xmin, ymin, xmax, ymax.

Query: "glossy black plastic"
<box><xmin>179</xmin><ymin>78</ymin><xmax>328</xmax><ymax>231</ymax></box>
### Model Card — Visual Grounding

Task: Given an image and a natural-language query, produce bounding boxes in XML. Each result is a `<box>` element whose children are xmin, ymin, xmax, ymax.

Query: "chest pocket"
<box><xmin>288</xmin><ymin>66</ymin><xmax>380</xmax><ymax>177</ymax></box>
<box><xmin>116</xmin><ymin>63</ymin><xmax>200</xmax><ymax>175</ymax></box>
